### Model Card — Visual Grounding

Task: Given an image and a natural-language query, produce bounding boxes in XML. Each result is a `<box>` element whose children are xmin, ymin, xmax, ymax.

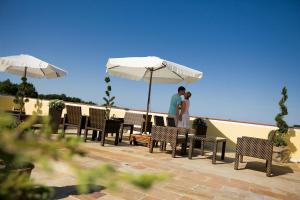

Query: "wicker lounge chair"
<box><xmin>149</xmin><ymin>126</ymin><xmax>189</xmax><ymax>158</ymax></box>
<box><xmin>234</xmin><ymin>132</ymin><xmax>275</xmax><ymax>176</ymax></box>
<box><xmin>119</xmin><ymin>112</ymin><xmax>144</xmax><ymax>143</ymax></box>
<box><xmin>83</xmin><ymin>108</ymin><xmax>122</xmax><ymax>146</ymax></box>
<box><xmin>62</xmin><ymin>105</ymin><xmax>86</xmax><ymax>136</ymax></box>
<box><xmin>83</xmin><ymin>108</ymin><xmax>106</xmax><ymax>142</ymax></box>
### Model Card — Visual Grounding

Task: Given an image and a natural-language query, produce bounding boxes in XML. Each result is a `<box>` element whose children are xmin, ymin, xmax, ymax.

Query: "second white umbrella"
<box><xmin>106</xmin><ymin>56</ymin><xmax>203</xmax><ymax>130</ymax></box>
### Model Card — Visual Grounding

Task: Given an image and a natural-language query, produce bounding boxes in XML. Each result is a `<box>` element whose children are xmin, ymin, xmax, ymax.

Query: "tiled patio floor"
<box><xmin>32</xmin><ymin>133</ymin><xmax>300</xmax><ymax>200</ymax></box>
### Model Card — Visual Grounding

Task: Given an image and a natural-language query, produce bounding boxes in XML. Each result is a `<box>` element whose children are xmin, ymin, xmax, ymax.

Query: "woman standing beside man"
<box><xmin>168</xmin><ymin>86</ymin><xmax>192</xmax><ymax>128</ymax></box>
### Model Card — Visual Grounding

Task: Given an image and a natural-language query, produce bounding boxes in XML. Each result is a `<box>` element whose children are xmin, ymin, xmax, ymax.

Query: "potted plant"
<box><xmin>13</xmin><ymin>77</ymin><xmax>30</xmax><ymax>120</ymax></box>
<box><xmin>0</xmin><ymin>116</ymin><xmax>35</xmax><ymax>184</ymax></box>
<box><xmin>192</xmin><ymin>118</ymin><xmax>207</xmax><ymax>148</ymax></box>
<box><xmin>1</xmin><ymin>160</ymin><xmax>35</xmax><ymax>180</ymax></box>
<box><xmin>48</xmin><ymin>99</ymin><xmax>65</xmax><ymax>134</ymax></box>
<box><xmin>272</xmin><ymin>86</ymin><xmax>290</xmax><ymax>162</ymax></box>
<box><xmin>103</xmin><ymin>76</ymin><xmax>115</xmax><ymax>120</ymax></box>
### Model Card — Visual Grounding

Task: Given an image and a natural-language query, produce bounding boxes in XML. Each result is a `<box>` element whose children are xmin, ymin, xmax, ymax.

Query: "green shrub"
<box><xmin>48</xmin><ymin>99</ymin><xmax>65</xmax><ymax>110</ymax></box>
<box><xmin>273</xmin><ymin>86</ymin><xmax>289</xmax><ymax>147</ymax></box>
<box><xmin>103</xmin><ymin>75</ymin><xmax>115</xmax><ymax>119</ymax></box>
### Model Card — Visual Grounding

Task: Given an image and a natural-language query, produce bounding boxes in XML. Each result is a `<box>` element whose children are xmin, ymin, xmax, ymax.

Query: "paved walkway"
<box><xmin>32</xmin><ymin>134</ymin><xmax>300</xmax><ymax>200</ymax></box>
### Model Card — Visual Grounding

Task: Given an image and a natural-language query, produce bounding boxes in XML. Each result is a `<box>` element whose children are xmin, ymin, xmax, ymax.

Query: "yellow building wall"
<box><xmin>1</xmin><ymin>95</ymin><xmax>299</xmax><ymax>162</ymax></box>
<box><xmin>203</xmin><ymin>119</ymin><xmax>300</xmax><ymax>162</ymax></box>
<box><xmin>0</xmin><ymin>95</ymin><xmax>17</xmax><ymax>111</ymax></box>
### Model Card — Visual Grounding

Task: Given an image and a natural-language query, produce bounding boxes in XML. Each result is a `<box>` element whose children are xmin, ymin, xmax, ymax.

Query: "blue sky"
<box><xmin>0</xmin><ymin>0</ymin><xmax>299</xmax><ymax>125</ymax></box>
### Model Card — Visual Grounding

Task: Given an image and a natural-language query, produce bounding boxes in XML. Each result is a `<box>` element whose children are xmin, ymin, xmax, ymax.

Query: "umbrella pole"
<box><xmin>24</xmin><ymin>67</ymin><xmax>27</xmax><ymax>78</ymax></box>
<box><xmin>145</xmin><ymin>69</ymin><xmax>153</xmax><ymax>133</ymax></box>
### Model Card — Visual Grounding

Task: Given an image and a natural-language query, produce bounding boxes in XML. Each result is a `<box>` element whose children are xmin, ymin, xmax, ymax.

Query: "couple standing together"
<box><xmin>168</xmin><ymin>86</ymin><xmax>192</xmax><ymax>128</ymax></box>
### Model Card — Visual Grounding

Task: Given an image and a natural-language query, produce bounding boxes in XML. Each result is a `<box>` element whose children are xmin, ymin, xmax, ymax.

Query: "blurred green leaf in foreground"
<box><xmin>0</xmin><ymin>111</ymin><xmax>168</xmax><ymax>200</ymax></box>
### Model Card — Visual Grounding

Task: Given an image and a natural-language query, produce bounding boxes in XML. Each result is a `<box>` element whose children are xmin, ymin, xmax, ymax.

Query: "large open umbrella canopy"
<box><xmin>0</xmin><ymin>54</ymin><xmax>67</xmax><ymax>118</ymax></box>
<box><xmin>0</xmin><ymin>54</ymin><xmax>67</xmax><ymax>78</ymax></box>
<box><xmin>106</xmin><ymin>56</ymin><xmax>203</xmax><ymax>130</ymax></box>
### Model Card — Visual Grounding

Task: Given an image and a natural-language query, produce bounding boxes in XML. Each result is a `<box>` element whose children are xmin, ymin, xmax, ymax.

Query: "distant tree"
<box><xmin>68</xmin><ymin>97</ymin><xmax>81</xmax><ymax>103</ymax></box>
<box><xmin>0</xmin><ymin>79</ymin><xmax>37</xmax><ymax>98</ymax></box>
<box><xmin>1</xmin><ymin>79</ymin><xmax>96</xmax><ymax>105</ymax></box>
<box><xmin>39</xmin><ymin>93</ymin><xmax>97</xmax><ymax>105</ymax></box>
<box><xmin>87</xmin><ymin>101</ymin><xmax>97</xmax><ymax>105</ymax></box>
<box><xmin>61</xmin><ymin>93</ymin><xmax>67</xmax><ymax>99</ymax></box>
<box><xmin>0</xmin><ymin>79</ymin><xmax>19</xmax><ymax>96</ymax></box>
<box><xmin>23</xmin><ymin>82</ymin><xmax>38</xmax><ymax>98</ymax></box>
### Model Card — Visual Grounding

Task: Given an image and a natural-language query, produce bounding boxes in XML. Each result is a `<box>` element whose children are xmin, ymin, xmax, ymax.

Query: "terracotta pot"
<box><xmin>5</xmin><ymin>163</ymin><xmax>35</xmax><ymax>181</ymax></box>
<box><xmin>273</xmin><ymin>146</ymin><xmax>290</xmax><ymax>163</ymax></box>
<box><xmin>12</xmin><ymin>167</ymin><xmax>34</xmax><ymax>180</ymax></box>
<box><xmin>49</xmin><ymin>108</ymin><xmax>63</xmax><ymax>134</ymax></box>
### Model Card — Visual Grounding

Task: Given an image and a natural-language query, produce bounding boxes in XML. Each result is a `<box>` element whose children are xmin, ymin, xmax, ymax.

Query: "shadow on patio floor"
<box><xmin>50</xmin><ymin>184</ymin><xmax>104</xmax><ymax>199</ymax></box>
<box><xmin>241</xmin><ymin>161</ymin><xmax>294</xmax><ymax>177</ymax></box>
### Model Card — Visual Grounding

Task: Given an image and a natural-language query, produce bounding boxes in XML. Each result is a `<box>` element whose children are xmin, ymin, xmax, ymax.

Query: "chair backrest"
<box><xmin>151</xmin><ymin>125</ymin><xmax>178</xmax><ymax>142</ymax></box>
<box><xmin>236</xmin><ymin>137</ymin><xmax>273</xmax><ymax>160</ymax></box>
<box><xmin>151</xmin><ymin>125</ymin><xmax>165</xmax><ymax>141</ymax></box>
<box><xmin>89</xmin><ymin>108</ymin><xmax>106</xmax><ymax>129</ymax></box>
<box><xmin>166</xmin><ymin>117</ymin><xmax>176</xmax><ymax>127</ymax></box>
<box><xmin>124</xmin><ymin>112</ymin><xmax>144</xmax><ymax>126</ymax></box>
<box><xmin>241</xmin><ymin>130</ymin><xmax>275</xmax><ymax>143</ymax></box>
<box><xmin>66</xmin><ymin>105</ymin><xmax>82</xmax><ymax>125</ymax></box>
<box><xmin>154</xmin><ymin>116</ymin><xmax>165</xmax><ymax>126</ymax></box>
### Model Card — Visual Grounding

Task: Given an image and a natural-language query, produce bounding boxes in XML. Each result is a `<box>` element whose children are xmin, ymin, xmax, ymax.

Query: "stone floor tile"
<box><xmin>31</xmin><ymin>135</ymin><xmax>300</xmax><ymax>200</ymax></box>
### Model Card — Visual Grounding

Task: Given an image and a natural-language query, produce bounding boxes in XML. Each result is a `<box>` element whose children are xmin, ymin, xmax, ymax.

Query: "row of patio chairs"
<box><xmin>62</xmin><ymin>105</ymin><xmax>174</xmax><ymax>145</ymax></box>
<box><xmin>60</xmin><ymin>105</ymin><xmax>275</xmax><ymax>177</ymax></box>
<box><xmin>62</xmin><ymin>105</ymin><xmax>177</xmax><ymax>141</ymax></box>
<box><xmin>62</xmin><ymin>105</ymin><xmax>135</xmax><ymax>145</ymax></box>
<box><xmin>6</xmin><ymin>105</ymin><xmax>274</xmax><ymax>176</ymax></box>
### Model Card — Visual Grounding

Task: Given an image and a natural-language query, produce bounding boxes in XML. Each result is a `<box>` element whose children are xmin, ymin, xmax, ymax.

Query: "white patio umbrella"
<box><xmin>0</xmin><ymin>54</ymin><xmax>67</xmax><ymax>78</ymax></box>
<box><xmin>106</xmin><ymin>56</ymin><xmax>203</xmax><ymax>131</ymax></box>
<box><xmin>0</xmin><ymin>54</ymin><xmax>67</xmax><ymax>117</ymax></box>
